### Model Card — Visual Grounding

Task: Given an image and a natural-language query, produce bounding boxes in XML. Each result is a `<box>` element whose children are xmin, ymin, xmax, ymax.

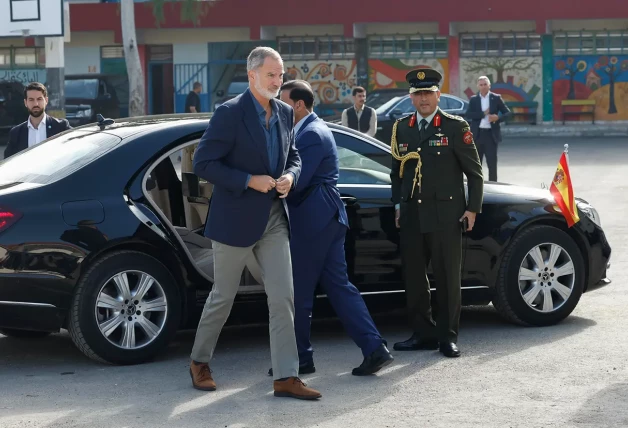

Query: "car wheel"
<box><xmin>68</xmin><ymin>250</ymin><xmax>181</xmax><ymax>365</ymax></box>
<box><xmin>493</xmin><ymin>225</ymin><xmax>585</xmax><ymax>326</ymax></box>
<box><xmin>0</xmin><ymin>328</ymin><xmax>51</xmax><ymax>338</ymax></box>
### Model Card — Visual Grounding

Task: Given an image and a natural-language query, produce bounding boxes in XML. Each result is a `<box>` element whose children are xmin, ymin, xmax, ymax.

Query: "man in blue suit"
<box><xmin>277</xmin><ymin>79</ymin><xmax>394</xmax><ymax>376</ymax></box>
<box><xmin>188</xmin><ymin>47</ymin><xmax>322</xmax><ymax>401</ymax></box>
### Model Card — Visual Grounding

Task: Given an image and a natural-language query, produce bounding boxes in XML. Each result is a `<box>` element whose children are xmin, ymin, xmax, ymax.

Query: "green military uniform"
<box><xmin>391</xmin><ymin>68</ymin><xmax>484</xmax><ymax>348</ymax></box>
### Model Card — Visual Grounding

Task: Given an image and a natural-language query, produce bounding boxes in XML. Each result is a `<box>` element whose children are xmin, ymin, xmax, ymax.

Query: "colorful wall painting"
<box><xmin>553</xmin><ymin>55</ymin><xmax>628</xmax><ymax>121</ymax></box>
<box><xmin>284</xmin><ymin>60</ymin><xmax>357</xmax><ymax>105</ymax></box>
<box><xmin>460</xmin><ymin>56</ymin><xmax>543</xmax><ymax>120</ymax></box>
<box><xmin>367</xmin><ymin>58</ymin><xmax>450</xmax><ymax>94</ymax></box>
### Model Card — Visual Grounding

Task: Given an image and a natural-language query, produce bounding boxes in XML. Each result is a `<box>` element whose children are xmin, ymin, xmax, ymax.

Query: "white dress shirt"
<box><xmin>27</xmin><ymin>113</ymin><xmax>48</xmax><ymax>148</ymax></box>
<box><xmin>294</xmin><ymin>112</ymin><xmax>314</xmax><ymax>137</ymax></box>
<box><xmin>479</xmin><ymin>93</ymin><xmax>491</xmax><ymax>129</ymax></box>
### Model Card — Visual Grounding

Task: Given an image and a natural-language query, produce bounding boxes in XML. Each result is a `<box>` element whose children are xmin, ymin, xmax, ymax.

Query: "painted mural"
<box><xmin>553</xmin><ymin>55</ymin><xmax>628</xmax><ymax>121</ymax></box>
<box><xmin>368</xmin><ymin>58</ymin><xmax>450</xmax><ymax>94</ymax></box>
<box><xmin>284</xmin><ymin>60</ymin><xmax>357</xmax><ymax>105</ymax></box>
<box><xmin>460</xmin><ymin>56</ymin><xmax>542</xmax><ymax>120</ymax></box>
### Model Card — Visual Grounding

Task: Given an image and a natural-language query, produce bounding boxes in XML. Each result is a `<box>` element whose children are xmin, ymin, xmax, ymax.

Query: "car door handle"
<box><xmin>341</xmin><ymin>196</ymin><xmax>357</xmax><ymax>206</ymax></box>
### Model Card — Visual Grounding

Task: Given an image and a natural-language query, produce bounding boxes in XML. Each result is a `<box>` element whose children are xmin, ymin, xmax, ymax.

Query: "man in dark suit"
<box><xmin>4</xmin><ymin>82</ymin><xmax>71</xmax><ymax>159</ymax></box>
<box><xmin>277</xmin><ymin>79</ymin><xmax>393</xmax><ymax>377</ymax></box>
<box><xmin>465</xmin><ymin>76</ymin><xmax>511</xmax><ymax>182</ymax></box>
<box><xmin>188</xmin><ymin>47</ymin><xmax>321</xmax><ymax>401</ymax></box>
<box><xmin>391</xmin><ymin>68</ymin><xmax>484</xmax><ymax>358</ymax></box>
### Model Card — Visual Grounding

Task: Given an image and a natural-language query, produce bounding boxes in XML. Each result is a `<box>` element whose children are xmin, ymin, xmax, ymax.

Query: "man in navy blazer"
<box><xmin>4</xmin><ymin>82</ymin><xmax>71</xmax><ymax>159</ymax></box>
<box><xmin>465</xmin><ymin>76</ymin><xmax>511</xmax><ymax>182</ymax></box>
<box><xmin>188</xmin><ymin>47</ymin><xmax>321</xmax><ymax>400</ymax></box>
<box><xmin>278</xmin><ymin>79</ymin><xmax>393</xmax><ymax>376</ymax></box>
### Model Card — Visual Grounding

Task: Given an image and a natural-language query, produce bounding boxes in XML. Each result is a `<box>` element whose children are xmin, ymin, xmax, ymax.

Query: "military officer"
<box><xmin>390</xmin><ymin>68</ymin><xmax>484</xmax><ymax>357</ymax></box>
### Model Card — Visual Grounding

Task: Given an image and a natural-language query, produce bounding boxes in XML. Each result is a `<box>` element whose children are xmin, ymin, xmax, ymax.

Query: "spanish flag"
<box><xmin>550</xmin><ymin>146</ymin><xmax>580</xmax><ymax>227</ymax></box>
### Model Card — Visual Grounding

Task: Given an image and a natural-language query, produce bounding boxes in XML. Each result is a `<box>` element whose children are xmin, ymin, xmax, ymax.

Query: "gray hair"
<box><xmin>477</xmin><ymin>76</ymin><xmax>491</xmax><ymax>85</ymax></box>
<box><xmin>247</xmin><ymin>46</ymin><xmax>282</xmax><ymax>72</ymax></box>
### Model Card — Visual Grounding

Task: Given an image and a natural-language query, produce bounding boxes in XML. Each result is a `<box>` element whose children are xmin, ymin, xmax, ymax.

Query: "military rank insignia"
<box><xmin>398</xmin><ymin>143</ymin><xmax>408</xmax><ymax>153</ymax></box>
<box><xmin>463</xmin><ymin>131</ymin><xmax>474</xmax><ymax>145</ymax></box>
<box><xmin>408</xmin><ymin>114</ymin><xmax>416</xmax><ymax>128</ymax></box>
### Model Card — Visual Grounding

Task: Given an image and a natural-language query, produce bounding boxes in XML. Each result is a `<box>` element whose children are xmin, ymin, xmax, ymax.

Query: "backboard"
<box><xmin>0</xmin><ymin>0</ymin><xmax>64</xmax><ymax>38</ymax></box>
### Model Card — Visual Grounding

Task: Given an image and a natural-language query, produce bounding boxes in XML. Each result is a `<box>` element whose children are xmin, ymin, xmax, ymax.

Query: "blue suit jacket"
<box><xmin>286</xmin><ymin>113</ymin><xmax>349</xmax><ymax>238</ymax></box>
<box><xmin>193</xmin><ymin>90</ymin><xmax>301</xmax><ymax>247</ymax></box>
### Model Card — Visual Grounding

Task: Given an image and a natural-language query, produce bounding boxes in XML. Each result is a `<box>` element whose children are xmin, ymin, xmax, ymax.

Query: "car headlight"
<box><xmin>77</xmin><ymin>108</ymin><xmax>92</xmax><ymax>118</ymax></box>
<box><xmin>576</xmin><ymin>200</ymin><xmax>601</xmax><ymax>227</ymax></box>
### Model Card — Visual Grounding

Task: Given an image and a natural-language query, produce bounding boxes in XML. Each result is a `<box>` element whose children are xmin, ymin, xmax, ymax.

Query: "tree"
<box><xmin>556</xmin><ymin>57</ymin><xmax>587</xmax><ymax>100</ymax></box>
<box><xmin>595</xmin><ymin>56</ymin><xmax>628</xmax><ymax>114</ymax></box>
<box><xmin>463</xmin><ymin>57</ymin><xmax>538</xmax><ymax>84</ymax></box>
<box><xmin>120</xmin><ymin>0</ymin><xmax>215</xmax><ymax>117</ymax></box>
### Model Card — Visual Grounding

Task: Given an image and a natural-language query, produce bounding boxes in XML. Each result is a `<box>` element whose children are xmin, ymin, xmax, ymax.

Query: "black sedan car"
<box><xmin>0</xmin><ymin>114</ymin><xmax>611</xmax><ymax>365</ymax></box>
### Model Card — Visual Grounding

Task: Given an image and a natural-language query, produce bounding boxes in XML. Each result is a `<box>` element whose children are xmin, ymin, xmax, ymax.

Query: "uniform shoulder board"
<box><xmin>441</xmin><ymin>111</ymin><xmax>465</xmax><ymax>122</ymax></box>
<box><xmin>396</xmin><ymin>113</ymin><xmax>414</xmax><ymax>123</ymax></box>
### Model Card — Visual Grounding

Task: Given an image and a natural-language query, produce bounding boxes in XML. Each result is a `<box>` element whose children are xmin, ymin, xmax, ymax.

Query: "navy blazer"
<box><xmin>466</xmin><ymin>91</ymin><xmax>511</xmax><ymax>143</ymax></box>
<box><xmin>193</xmin><ymin>89</ymin><xmax>301</xmax><ymax>247</ymax></box>
<box><xmin>4</xmin><ymin>115</ymin><xmax>71</xmax><ymax>159</ymax></box>
<box><xmin>286</xmin><ymin>113</ymin><xmax>349</xmax><ymax>237</ymax></box>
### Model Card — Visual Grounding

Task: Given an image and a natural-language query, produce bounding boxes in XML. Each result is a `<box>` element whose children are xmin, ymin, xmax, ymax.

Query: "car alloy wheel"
<box><xmin>95</xmin><ymin>270</ymin><xmax>168</xmax><ymax>350</ymax></box>
<box><xmin>518</xmin><ymin>243</ymin><xmax>575</xmax><ymax>313</ymax></box>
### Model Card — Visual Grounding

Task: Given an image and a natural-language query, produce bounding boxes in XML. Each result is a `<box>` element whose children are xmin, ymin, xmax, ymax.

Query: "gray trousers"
<box><xmin>190</xmin><ymin>200</ymin><xmax>299</xmax><ymax>379</ymax></box>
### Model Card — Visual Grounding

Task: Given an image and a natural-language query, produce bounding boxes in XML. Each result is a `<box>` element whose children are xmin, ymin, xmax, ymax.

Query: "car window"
<box><xmin>395</xmin><ymin>97</ymin><xmax>415</xmax><ymax>114</ymax></box>
<box><xmin>333</xmin><ymin>131</ymin><xmax>391</xmax><ymax>185</ymax></box>
<box><xmin>439</xmin><ymin>96</ymin><xmax>451</xmax><ymax>109</ymax></box>
<box><xmin>0</xmin><ymin>130</ymin><xmax>121</xmax><ymax>185</ymax></box>
<box><xmin>447</xmin><ymin>97</ymin><xmax>464</xmax><ymax>110</ymax></box>
<box><xmin>375</xmin><ymin>96</ymin><xmax>404</xmax><ymax>114</ymax></box>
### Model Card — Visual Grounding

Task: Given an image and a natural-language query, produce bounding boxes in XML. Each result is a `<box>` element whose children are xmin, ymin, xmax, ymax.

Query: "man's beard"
<box><xmin>254</xmin><ymin>77</ymin><xmax>279</xmax><ymax>100</ymax></box>
<box><xmin>29</xmin><ymin>108</ymin><xmax>44</xmax><ymax>118</ymax></box>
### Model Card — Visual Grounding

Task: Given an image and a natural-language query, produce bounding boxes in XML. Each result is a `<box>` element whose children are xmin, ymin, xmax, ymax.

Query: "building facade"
<box><xmin>1</xmin><ymin>0</ymin><xmax>627</xmax><ymax>123</ymax></box>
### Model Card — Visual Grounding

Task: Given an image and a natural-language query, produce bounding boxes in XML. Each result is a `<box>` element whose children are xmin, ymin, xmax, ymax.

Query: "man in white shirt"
<box><xmin>341</xmin><ymin>86</ymin><xmax>377</xmax><ymax>137</ymax></box>
<box><xmin>5</xmin><ymin>82</ymin><xmax>71</xmax><ymax>159</ymax></box>
<box><xmin>465</xmin><ymin>76</ymin><xmax>511</xmax><ymax>181</ymax></box>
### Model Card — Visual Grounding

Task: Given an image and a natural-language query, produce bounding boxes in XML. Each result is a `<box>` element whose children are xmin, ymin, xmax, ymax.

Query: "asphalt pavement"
<box><xmin>0</xmin><ymin>137</ymin><xmax>626</xmax><ymax>428</ymax></box>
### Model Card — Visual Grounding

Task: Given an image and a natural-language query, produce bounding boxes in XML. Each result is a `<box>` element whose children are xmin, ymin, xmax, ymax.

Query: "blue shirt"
<box><xmin>244</xmin><ymin>90</ymin><xmax>280</xmax><ymax>189</ymax></box>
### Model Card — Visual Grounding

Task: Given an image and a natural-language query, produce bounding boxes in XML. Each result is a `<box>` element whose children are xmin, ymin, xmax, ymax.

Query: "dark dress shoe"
<box><xmin>393</xmin><ymin>334</ymin><xmax>439</xmax><ymax>351</ymax></box>
<box><xmin>268</xmin><ymin>361</ymin><xmax>316</xmax><ymax>377</ymax></box>
<box><xmin>439</xmin><ymin>342</ymin><xmax>461</xmax><ymax>358</ymax></box>
<box><xmin>352</xmin><ymin>343</ymin><xmax>394</xmax><ymax>376</ymax></box>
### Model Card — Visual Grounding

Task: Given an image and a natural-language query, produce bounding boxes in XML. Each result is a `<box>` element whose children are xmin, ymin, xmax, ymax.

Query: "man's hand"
<box><xmin>248</xmin><ymin>175</ymin><xmax>276</xmax><ymax>193</ymax></box>
<box><xmin>483</xmin><ymin>108</ymin><xmax>490</xmax><ymax>115</ymax></box>
<box><xmin>488</xmin><ymin>114</ymin><xmax>499</xmax><ymax>123</ymax></box>
<box><xmin>395</xmin><ymin>208</ymin><xmax>400</xmax><ymax>229</ymax></box>
<box><xmin>459</xmin><ymin>211</ymin><xmax>476</xmax><ymax>232</ymax></box>
<box><xmin>275</xmin><ymin>173</ymin><xmax>294</xmax><ymax>198</ymax></box>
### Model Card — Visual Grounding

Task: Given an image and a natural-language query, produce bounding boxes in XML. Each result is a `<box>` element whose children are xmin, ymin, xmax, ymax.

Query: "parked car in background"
<box><xmin>374</xmin><ymin>93</ymin><xmax>469</xmax><ymax>144</ymax></box>
<box><xmin>0</xmin><ymin>113</ymin><xmax>611</xmax><ymax>365</ymax></box>
<box><xmin>65</xmin><ymin>74</ymin><xmax>121</xmax><ymax>126</ymax></box>
<box><xmin>213</xmin><ymin>75</ymin><xmax>248</xmax><ymax>110</ymax></box>
<box><xmin>319</xmin><ymin>88</ymin><xmax>409</xmax><ymax>122</ymax></box>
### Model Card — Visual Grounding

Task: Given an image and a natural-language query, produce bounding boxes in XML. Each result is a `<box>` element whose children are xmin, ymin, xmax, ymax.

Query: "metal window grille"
<box><xmin>0</xmin><ymin>46</ymin><xmax>45</xmax><ymax>69</ymax></box>
<box><xmin>553</xmin><ymin>30</ymin><xmax>628</xmax><ymax>55</ymax></box>
<box><xmin>277</xmin><ymin>36</ymin><xmax>354</xmax><ymax>60</ymax></box>
<box><xmin>100</xmin><ymin>45</ymin><xmax>125</xmax><ymax>59</ymax></box>
<box><xmin>368</xmin><ymin>35</ymin><xmax>448</xmax><ymax>58</ymax></box>
<box><xmin>460</xmin><ymin>32</ymin><xmax>541</xmax><ymax>57</ymax></box>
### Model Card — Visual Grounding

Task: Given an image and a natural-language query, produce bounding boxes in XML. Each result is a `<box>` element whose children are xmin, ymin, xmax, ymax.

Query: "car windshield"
<box><xmin>0</xmin><ymin>130</ymin><xmax>121</xmax><ymax>185</ymax></box>
<box><xmin>368</xmin><ymin>91</ymin><xmax>406</xmax><ymax>109</ymax></box>
<box><xmin>227</xmin><ymin>81</ymin><xmax>248</xmax><ymax>96</ymax></box>
<box><xmin>375</xmin><ymin>96</ymin><xmax>404</xmax><ymax>114</ymax></box>
<box><xmin>65</xmin><ymin>79</ymin><xmax>99</xmax><ymax>99</ymax></box>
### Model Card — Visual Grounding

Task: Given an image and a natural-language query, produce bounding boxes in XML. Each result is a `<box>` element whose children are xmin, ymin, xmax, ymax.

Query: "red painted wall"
<box><xmin>70</xmin><ymin>0</ymin><xmax>628</xmax><ymax>34</ymax></box>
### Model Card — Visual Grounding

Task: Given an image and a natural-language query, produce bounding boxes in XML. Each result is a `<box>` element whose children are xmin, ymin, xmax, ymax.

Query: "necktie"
<box><xmin>420</xmin><ymin>118</ymin><xmax>427</xmax><ymax>140</ymax></box>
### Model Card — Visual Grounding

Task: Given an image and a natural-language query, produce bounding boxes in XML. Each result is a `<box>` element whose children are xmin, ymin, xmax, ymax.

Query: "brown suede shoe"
<box><xmin>273</xmin><ymin>377</ymin><xmax>321</xmax><ymax>400</ymax></box>
<box><xmin>189</xmin><ymin>361</ymin><xmax>217</xmax><ymax>391</ymax></box>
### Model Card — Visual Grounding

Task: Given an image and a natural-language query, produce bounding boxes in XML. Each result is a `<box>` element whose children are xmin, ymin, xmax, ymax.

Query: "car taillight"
<box><xmin>0</xmin><ymin>209</ymin><xmax>21</xmax><ymax>232</ymax></box>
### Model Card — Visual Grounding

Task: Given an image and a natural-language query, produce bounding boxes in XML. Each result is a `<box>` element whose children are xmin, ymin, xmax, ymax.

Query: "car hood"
<box><xmin>483</xmin><ymin>180</ymin><xmax>553</xmax><ymax>201</ymax></box>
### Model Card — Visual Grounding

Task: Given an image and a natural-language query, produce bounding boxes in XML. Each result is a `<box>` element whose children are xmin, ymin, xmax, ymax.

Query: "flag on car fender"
<box><xmin>550</xmin><ymin>145</ymin><xmax>580</xmax><ymax>227</ymax></box>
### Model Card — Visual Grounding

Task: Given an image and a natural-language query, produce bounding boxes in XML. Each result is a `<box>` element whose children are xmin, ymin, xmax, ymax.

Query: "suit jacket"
<box><xmin>391</xmin><ymin>108</ymin><xmax>484</xmax><ymax>233</ymax></box>
<box><xmin>193</xmin><ymin>89</ymin><xmax>301</xmax><ymax>247</ymax></box>
<box><xmin>286</xmin><ymin>113</ymin><xmax>349</xmax><ymax>238</ymax></box>
<box><xmin>4</xmin><ymin>115</ymin><xmax>71</xmax><ymax>159</ymax></box>
<box><xmin>466</xmin><ymin>91</ymin><xmax>511</xmax><ymax>143</ymax></box>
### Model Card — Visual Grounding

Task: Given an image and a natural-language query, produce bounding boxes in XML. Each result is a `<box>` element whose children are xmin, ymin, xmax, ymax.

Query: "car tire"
<box><xmin>68</xmin><ymin>250</ymin><xmax>181</xmax><ymax>365</ymax></box>
<box><xmin>0</xmin><ymin>328</ymin><xmax>51</xmax><ymax>338</ymax></box>
<box><xmin>493</xmin><ymin>225</ymin><xmax>585</xmax><ymax>326</ymax></box>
